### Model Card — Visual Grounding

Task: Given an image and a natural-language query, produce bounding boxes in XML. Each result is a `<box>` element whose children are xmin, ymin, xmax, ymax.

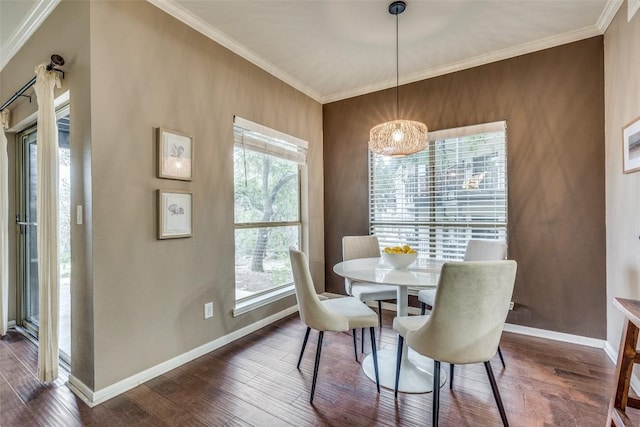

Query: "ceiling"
<box><xmin>1</xmin><ymin>0</ymin><xmax>624</xmax><ymax>104</ymax></box>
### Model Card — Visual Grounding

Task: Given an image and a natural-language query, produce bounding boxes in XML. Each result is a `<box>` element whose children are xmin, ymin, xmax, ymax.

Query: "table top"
<box><xmin>614</xmin><ymin>297</ymin><xmax>640</xmax><ymax>327</ymax></box>
<box><xmin>333</xmin><ymin>257</ymin><xmax>442</xmax><ymax>288</ymax></box>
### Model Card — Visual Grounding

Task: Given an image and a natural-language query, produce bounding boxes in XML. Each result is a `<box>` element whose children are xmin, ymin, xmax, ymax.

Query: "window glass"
<box><xmin>370</xmin><ymin>122</ymin><xmax>507</xmax><ymax>263</ymax></box>
<box><xmin>233</xmin><ymin>118</ymin><xmax>305</xmax><ymax>302</ymax></box>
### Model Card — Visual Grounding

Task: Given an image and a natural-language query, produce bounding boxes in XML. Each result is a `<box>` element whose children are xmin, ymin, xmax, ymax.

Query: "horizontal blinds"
<box><xmin>369</xmin><ymin>122</ymin><xmax>507</xmax><ymax>262</ymax></box>
<box><xmin>233</xmin><ymin>116</ymin><xmax>308</xmax><ymax>165</ymax></box>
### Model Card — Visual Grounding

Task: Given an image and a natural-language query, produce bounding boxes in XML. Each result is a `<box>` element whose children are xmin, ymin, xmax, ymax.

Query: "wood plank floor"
<box><xmin>0</xmin><ymin>311</ymin><xmax>632</xmax><ymax>426</ymax></box>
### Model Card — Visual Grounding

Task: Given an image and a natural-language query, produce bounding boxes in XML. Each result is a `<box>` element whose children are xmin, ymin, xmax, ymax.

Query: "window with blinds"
<box><xmin>233</xmin><ymin>116</ymin><xmax>307</xmax><ymax>302</ymax></box>
<box><xmin>369</xmin><ymin>121</ymin><xmax>507</xmax><ymax>263</ymax></box>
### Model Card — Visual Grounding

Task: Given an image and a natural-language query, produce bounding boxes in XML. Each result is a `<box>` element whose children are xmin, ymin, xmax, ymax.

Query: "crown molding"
<box><xmin>597</xmin><ymin>0</ymin><xmax>624</xmax><ymax>32</ymax></box>
<box><xmin>0</xmin><ymin>0</ymin><xmax>60</xmax><ymax>72</ymax></box>
<box><xmin>147</xmin><ymin>0</ymin><xmax>324</xmax><ymax>103</ymax></box>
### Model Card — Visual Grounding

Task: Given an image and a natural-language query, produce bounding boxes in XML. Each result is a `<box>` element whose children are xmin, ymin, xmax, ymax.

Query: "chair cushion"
<box><xmin>351</xmin><ymin>283</ymin><xmax>398</xmax><ymax>301</ymax></box>
<box><xmin>393</xmin><ymin>315</ymin><xmax>429</xmax><ymax>337</ymax></box>
<box><xmin>322</xmin><ymin>297</ymin><xmax>379</xmax><ymax>330</ymax></box>
<box><xmin>417</xmin><ymin>289</ymin><xmax>436</xmax><ymax>306</ymax></box>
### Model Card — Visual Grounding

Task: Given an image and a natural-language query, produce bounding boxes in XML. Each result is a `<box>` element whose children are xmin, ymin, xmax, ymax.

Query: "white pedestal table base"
<box><xmin>362</xmin><ymin>348</ymin><xmax>446</xmax><ymax>393</ymax></box>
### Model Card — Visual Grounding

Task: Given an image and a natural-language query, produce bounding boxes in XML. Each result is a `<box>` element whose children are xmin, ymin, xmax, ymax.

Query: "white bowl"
<box><xmin>382</xmin><ymin>252</ymin><xmax>418</xmax><ymax>270</ymax></box>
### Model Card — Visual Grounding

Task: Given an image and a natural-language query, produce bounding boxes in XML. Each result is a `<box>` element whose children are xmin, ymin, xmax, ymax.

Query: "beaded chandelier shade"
<box><xmin>369</xmin><ymin>1</ymin><xmax>428</xmax><ymax>157</ymax></box>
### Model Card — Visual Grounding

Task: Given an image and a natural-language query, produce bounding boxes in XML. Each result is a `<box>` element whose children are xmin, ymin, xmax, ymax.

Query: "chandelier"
<box><xmin>369</xmin><ymin>1</ymin><xmax>428</xmax><ymax>157</ymax></box>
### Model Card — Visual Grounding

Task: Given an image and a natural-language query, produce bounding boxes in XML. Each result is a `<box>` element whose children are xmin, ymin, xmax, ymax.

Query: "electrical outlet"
<box><xmin>509</xmin><ymin>301</ymin><xmax>515</xmax><ymax>310</ymax></box>
<box><xmin>204</xmin><ymin>302</ymin><xmax>214</xmax><ymax>319</ymax></box>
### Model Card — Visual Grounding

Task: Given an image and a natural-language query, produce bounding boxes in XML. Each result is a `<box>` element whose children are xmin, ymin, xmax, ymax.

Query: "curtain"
<box><xmin>0</xmin><ymin>110</ymin><xmax>9</xmax><ymax>336</ymax></box>
<box><xmin>34</xmin><ymin>63</ymin><xmax>61</xmax><ymax>382</ymax></box>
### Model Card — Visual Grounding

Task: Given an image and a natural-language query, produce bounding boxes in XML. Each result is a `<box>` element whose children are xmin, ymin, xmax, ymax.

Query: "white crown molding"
<box><xmin>597</xmin><ymin>0</ymin><xmax>624</xmax><ymax>32</ymax></box>
<box><xmin>0</xmin><ymin>0</ymin><xmax>60</xmax><ymax>72</ymax></box>
<box><xmin>147</xmin><ymin>0</ymin><xmax>323</xmax><ymax>103</ymax></box>
<box><xmin>67</xmin><ymin>305</ymin><xmax>298</xmax><ymax>406</ymax></box>
<box><xmin>323</xmin><ymin>24</ymin><xmax>603</xmax><ymax>104</ymax></box>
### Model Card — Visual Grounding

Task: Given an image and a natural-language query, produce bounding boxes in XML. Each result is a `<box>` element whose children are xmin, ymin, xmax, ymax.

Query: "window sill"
<box><xmin>233</xmin><ymin>285</ymin><xmax>295</xmax><ymax>317</ymax></box>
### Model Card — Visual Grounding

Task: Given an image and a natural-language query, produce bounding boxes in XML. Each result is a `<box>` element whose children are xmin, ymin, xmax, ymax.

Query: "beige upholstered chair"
<box><xmin>289</xmin><ymin>247</ymin><xmax>380</xmax><ymax>403</ymax></box>
<box><xmin>394</xmin><ymin>260</ymin><xmax>517</xmax><ymax>426</ymax></box>
<box><xmin>342</xmin><ymin>235</ymin><xmax>397</xmax><ymax>352</ymax></box>
<box><xmin>419</xmin><ymin>239</ymin><xmax>508</xmax><ymax>370</ymax></box>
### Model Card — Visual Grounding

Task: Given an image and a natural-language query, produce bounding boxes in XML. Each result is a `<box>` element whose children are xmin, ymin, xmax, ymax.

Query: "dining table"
<box><xmin>333</xmin><ymin>257</ymin><xmax>445</xmax><ymax>393</ymax></box>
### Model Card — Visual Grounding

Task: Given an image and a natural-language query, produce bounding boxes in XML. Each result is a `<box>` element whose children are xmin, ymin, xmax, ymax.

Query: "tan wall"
<box><xmin>2</xmin><ymin>0</ymin><xmax>323</xmax><ymax>393</ymax></box>
<box><xmin>604</xmin><ymin>4</ymin><xmax>640</xmax><ymax>350</ymax></box>
<box><xmin>324</xmin><ymin>37</ymin><xmax>606</xmax><ymax>339</ymax></box>
<box><xmin>88</xmin><ymin>2</ymin><xmax>323</xmax><ymax>390</ymax></box>
<box><xmin>0</xmin><ymin>1</ymin><xmax>94</xmax><ymax>387</ymax></box>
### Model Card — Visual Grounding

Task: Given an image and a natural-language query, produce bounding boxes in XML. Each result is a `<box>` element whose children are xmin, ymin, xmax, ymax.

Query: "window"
<box><xmin>370</xmin><ymin>121</ymin><xmax>507</xmax><ymax>263</ymax></box>
<box><xmin>233</xmin><ymin>117</ymin><xmax>307</xmax><ymax>309</ymax></box>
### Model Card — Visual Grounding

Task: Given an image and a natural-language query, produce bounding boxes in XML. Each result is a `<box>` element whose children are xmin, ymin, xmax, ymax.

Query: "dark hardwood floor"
<box><xmin>0</xmin><ymin>311</ymin><xmax>628</xmax><ymax>426</ymax></box>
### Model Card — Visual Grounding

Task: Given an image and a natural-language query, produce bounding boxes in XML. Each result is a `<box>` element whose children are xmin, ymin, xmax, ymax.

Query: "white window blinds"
<box><xmin>369</xmin><ymin>121</ymin><xmax>507</xmax><ymax>261</ymax></box>
<box><xmin>233</xmin><ymin>116</ymin><xmax>308</xmax><ymax>165</ymax></box>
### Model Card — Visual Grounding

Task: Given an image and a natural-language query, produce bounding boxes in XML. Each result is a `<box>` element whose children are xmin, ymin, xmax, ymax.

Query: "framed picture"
<box><xmin>157</xmin><ymin>190</ymin><xmax>193</xmax><ymax>239</ymax></box>
<box><xmin>157</xmin><ymin>128</ymin><xmax>193</xmax><ymax>181</ymax></box>
<box><xmin>623</xmin><ymin>116</ymin><xmax>640</xmax><ymax>174</ymax></box>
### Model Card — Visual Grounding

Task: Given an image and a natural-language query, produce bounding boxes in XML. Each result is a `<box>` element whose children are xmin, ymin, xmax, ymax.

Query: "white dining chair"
<box><xmin>418</xmin><ymin>239</ymin><xmax>508</xmax><ymax>372</ymax></box>
<box><xmin>289</xmin><ymin>247</ymin><xmax>380</xmax><ymax>403</ymax></box>
<box><xmin>394</xmin><ymin>260</ymin><xmax>517</xmax><ymax>426</ymax></box>
<box><xmin>342</xmin><ymin>235</ymin><xmax>397</xmax><ymax>353</ymax></box>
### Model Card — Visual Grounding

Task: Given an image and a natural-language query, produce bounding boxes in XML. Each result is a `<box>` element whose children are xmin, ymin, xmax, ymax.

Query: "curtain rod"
<box><xmin>0</xmin><ymin>54</ymin><xmax>65</xmax><ymax>113</ymax></box>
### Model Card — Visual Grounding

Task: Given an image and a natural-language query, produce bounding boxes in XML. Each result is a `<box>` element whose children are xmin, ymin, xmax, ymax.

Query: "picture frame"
<box><xmin>623</xmin><ymin>116</ymin><xmax>640</xmax><ymax>174</ymax></box>
<box><xmin>157</xmin><ymin>190</ymin><xmax>193</xmax><ymax>239</ymax></box>
<box><xmin>157</xmin><ymin>127</ymin><xmax>193</xmax><ymax>181</ymax></box>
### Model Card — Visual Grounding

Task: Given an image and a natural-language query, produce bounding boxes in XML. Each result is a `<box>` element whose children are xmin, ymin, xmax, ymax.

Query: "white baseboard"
<box><xmin>8</xmin><ymin>320</ymin><xmax>16</xmax><ymax>328</ymax></box>
<box><xmin>502</xmin><ymin>323</ymin><xmax>606</xmax><ymax>348</ymax></box>
<box><xmin>67</xmin><ymin>305</ymin><xmax>299</xmax><ymax>406</ymax></box>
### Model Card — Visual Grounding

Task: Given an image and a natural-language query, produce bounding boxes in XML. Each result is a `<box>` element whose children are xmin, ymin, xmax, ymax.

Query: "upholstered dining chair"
<box><xmin>394</xmin><ymin>260</ymin><xmax>517</xmax><ymax>426</ymax></box>
<box><xmin>289</xmin><ymin>247</ymin><xmax>380</xmax><ymax>403</ymax></box>
<box><xmin>418</xmin><ymin>239</ymin><xmax>508</xmax><ymax>370</ymax></box>
<box><xmin>342</xmin><ymin>235</ymin><xmax>397</xmax><ymax>353</ymax></box>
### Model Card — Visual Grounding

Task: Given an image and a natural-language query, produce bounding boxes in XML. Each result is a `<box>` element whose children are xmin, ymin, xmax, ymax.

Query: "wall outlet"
<box><xmin>509</xmin><ymin>301</ymin><xmax>515</xmax><ymax>310</ymax></box>
<box><xmin>204</xmin><ymin>302</ymin><xmax>214</xmax><ymax>319</ymax></box>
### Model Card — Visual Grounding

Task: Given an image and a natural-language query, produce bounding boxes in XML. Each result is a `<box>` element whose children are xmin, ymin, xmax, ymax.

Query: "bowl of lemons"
<box><xmin>382</xmin><ymin>245</ymin><xmax>418</xmax><ymax>270</ymax></box>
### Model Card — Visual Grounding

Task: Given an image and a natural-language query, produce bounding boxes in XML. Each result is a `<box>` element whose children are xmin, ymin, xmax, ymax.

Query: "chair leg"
<box><xmin>297</xmin><ymin>327</ymin><xmax>311</xmax><ymax>369</ymax></box>
<box><xmin>433</xmin><ymin>360</ymin><xmax>441</xmax><ymax>427</ymax></box>
<box><xmin>484</xmin><ymin>361</ymin><xmax>509</xmax><ymax>427</ymax></box>
<box><xmin>310</xmin><ymin>331</ymin><xmax>324</xmax><ymax>404</ymax></box>
<box><xmin>361</xmin><ymin>328</ymin><xmax>365</xmax><ymax>353</ymax></box>
<box><xmin>497</xmin><ymin>346</ymin><xmax>506</xmax><ymax>368</ymax></box>
<box><xmin>352</xmin><ymin>329</ymin><xmax>358</xmax><ymax>362</ymax></box>
<box><xmin>369</xmin><ymin>327</ymin><xmax>380</xmax><ymax>393</ymax></box>
<box><xmin>394</xmin><ymin>336</ymin><xmax>404</xmax><ymax>399</ymax></box>
<box><xmin>420</xmin><ymin>302</ymin><xmax>426</xmax><ymax>315</ymax></box>
<box><xmin>449</xmin><ymin>363</ymin><xmax>455</xmax><ymax>389</ymax></box>
<box><xmin>377</xmin><ymin>300</ymin><xmax>383</xmax><ymax>327</ymax></box>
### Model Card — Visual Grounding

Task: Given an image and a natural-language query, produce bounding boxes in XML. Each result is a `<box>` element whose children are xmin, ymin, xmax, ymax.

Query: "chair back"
<box><xmin>289</xmin><ymin>247</ymin><xmax>349</xmax><ymax>332</ymax></box>
<box><xmin>464</xmin><ymin>239</ymin><xmax>507</xmax><ymax>261</ymax></box>
<box><xmin>342</xmin><ymin>235</ymin><xmax>381</xmax><ymax>261</ymax></box>
<box><xmin>342</xmin><ymin>235</ymin><xmax>381</xmax><ymax>294</ymax></box>
<box><xmin>408</xmin><ymin>260</ymin><xmax>517</xmax><ymax>364</ymax></box>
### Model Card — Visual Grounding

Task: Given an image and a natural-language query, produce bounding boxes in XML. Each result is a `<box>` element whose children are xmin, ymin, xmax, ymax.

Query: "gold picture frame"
<box><xmin>157</xmin><ymin>189</ymin><xmax>193</xmax><ymax>239</ymax></box>
<box><xmin>157</xmin><ymin>127</ymin><xmax>193</xmax><ymax>181</ymax></box>
<box><xmin>623</xmin><ymin>116</ymin><xmax>640</xmax><ymax>174</ymax></box>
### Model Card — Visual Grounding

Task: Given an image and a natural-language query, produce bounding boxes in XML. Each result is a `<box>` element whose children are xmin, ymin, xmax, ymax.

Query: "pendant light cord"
<box><xmin>395</xmin><ymin>11</ymin><xmax>399</xmax><ymax>120</ymax></box>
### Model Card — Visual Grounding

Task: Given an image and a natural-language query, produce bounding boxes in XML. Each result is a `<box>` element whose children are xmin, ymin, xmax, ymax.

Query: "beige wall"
<box><xmin>605</xmin><ymin>4</ymin><xmax>640</xmax><ymax>351</ymax></box>
<box><xmin>324</xmin><ymin>37</ymin><xmax>606</xmax><ymax>339</ymax></box>
<box><xmin>2</xmin><ymin>0</ymin><xmax>323</xmax><ymax>393</ymax></box>
<box><xmin>88</xmin><ymin>2</ymin><xmax>323</xmax><ymax>390</ymax></box>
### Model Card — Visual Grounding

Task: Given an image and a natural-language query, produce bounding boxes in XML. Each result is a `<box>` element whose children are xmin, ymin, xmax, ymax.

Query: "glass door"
<box><xmin>15</xmin><ymin>107</ymin><xmax>71</xmax><ymax>363</ymax></box>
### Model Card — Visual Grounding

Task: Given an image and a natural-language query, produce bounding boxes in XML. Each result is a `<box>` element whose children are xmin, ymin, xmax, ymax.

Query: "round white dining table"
<box><xmin>333</xmin><ymin>257</ymin><xmax>445</xmax><ymax>393</ymax></box>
